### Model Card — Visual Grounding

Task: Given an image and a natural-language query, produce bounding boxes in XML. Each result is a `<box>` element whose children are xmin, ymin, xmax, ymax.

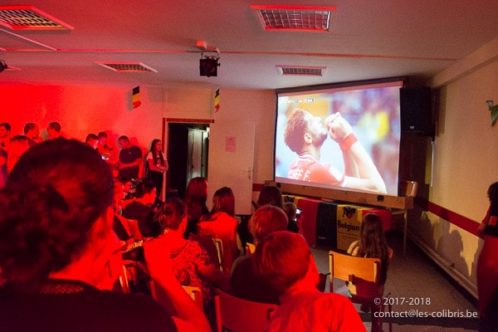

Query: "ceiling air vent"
<box><xmin>96</xmin><ymin>62</ymin><xmax>158</xmax><ymax>73</ymax></box>
<box><xmin>0</xmin><ymin>5</ymin><xmax>73</xmax><ymax>31</ymax></box>
<box><xmin>250</xmin><ymin>5</ymin><xmax>335</xmax><ymax>32</ymax></box>
<box><xmin>277</xmin><ymin>65</ymin><xmax>326</xmax><ymax>76</ymax></box>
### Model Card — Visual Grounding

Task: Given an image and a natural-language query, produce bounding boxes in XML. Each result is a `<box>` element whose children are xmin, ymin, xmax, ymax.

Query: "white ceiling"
<box><xmin>1</xmin><ymin>0</ymin><xmax>498</xmax><ymax>89</ymax></box>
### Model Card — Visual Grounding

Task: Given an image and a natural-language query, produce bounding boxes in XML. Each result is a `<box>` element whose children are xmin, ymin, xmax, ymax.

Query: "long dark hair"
<box><xmin>211</xmin><ymin>186</ymin><xmax>235</xmax><ymax>216</ymax></box>
<box><xmin>149</xmin><ymin>139</ymin><xmax>165</xmax><ymax>166</ymax></box>
<box><xmin>0</xmin><ymin>139</ymin><xmax>113</xmax><ymax>290</ymax></box>
<box><xmin>358</xmin><ymin>214</ymin><xmax>390</xmax><ymax>284</ymax></box>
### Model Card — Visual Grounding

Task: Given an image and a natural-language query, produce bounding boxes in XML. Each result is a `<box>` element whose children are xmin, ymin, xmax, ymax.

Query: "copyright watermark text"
<box><xmin>374</xmin><ymin>309</ymin><xmax>478</xmax><ymax>319</ymax></box>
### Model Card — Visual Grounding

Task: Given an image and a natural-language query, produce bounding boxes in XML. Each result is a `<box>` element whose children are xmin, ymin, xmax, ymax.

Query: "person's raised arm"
<box><xmin>326</xmin><ymin>113</ymin><xmax>387</xmax><ymax>193</ymax></box>
<box><xmin>144</xmin><ymin>237</ymin><xmax>211</xmax><ymax>332</ymax></box>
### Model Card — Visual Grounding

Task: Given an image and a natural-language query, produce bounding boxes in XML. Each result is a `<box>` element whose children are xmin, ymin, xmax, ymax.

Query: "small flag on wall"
<box><xmin>132</xmin><ymin>86</ymin><xmax>141</xmax><ymax>109</ymax></box>
<box><xmin>214</xmin><ymin>88</ymin><xmax>221</xmax><ymax>113</ymax></box>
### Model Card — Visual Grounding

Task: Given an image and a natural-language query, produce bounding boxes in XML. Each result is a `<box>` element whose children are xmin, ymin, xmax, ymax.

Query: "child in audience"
<box><xmin>347</xmin><ymin>213</ymin><xmax>393</xmax><ymax>290</ymax></box>
<box><xmin>254</xmin><ymin>231</ymin><xmax>365</xmax><ymax>331</ymax></box>
<box><xmin>347</xmin><ymin>213</ymin><xmax>392</xmax><ymax>331</ymax></box>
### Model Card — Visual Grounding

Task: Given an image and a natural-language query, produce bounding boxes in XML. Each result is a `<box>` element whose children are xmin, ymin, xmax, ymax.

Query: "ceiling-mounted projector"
<box><xmin>199</xmin><ymin>55</ymin><xmax>220</xmax><ymax>77</ymax></box>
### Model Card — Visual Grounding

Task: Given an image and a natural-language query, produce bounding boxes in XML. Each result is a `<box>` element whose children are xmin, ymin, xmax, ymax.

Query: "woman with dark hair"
<box><xmin>348</xmin><ymin>214</ymin><xmax>393</xmax><ymax>286</ymax></box>
<box><xmin>477</xmin><ymin>181</ymin><xmax>498</xmax><ymax>318</ymax></box>
<box><xmin>146</xmin><ymin>139</ymin><xmax>168</xmax><ymax>200</ymax></box>
<box><xmin>256</xmin><ymin>185</ymin><xmax>299</xmax><ymax>233</ymax></box>
<box><xmin>347</xmin><ymin>213</ymin><xmax>392</xmax><ymax>332</ymax></box>
<box><xmin>183</xmin><ymin>177</ymin><xmax>209</xmax><ymax>238</ymax></box>
<box><xmin>0</xmin><ymin>139</ymin><xmax>209</xmax><ymax>332</ymax></box>
<box><xmin>197</xmin><ymin>187</ymin><xmax>239</xmax><ymax>272</ymax></box>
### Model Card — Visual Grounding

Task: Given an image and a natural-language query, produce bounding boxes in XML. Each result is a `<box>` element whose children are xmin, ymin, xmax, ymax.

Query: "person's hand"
<box><xmin>325</xmin><ymin>113</ymin><xmax>354</xmax><ymax>142</ymax></box>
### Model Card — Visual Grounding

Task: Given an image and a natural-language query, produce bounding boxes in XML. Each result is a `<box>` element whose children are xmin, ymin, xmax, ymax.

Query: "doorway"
<box><xmin>167</xmin><ymin>122</ymin><xmax>209</xmax><ymax>197</ymax></box>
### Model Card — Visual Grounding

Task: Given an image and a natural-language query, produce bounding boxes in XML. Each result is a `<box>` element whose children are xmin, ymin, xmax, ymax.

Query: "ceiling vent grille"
<box><xmin>250</xmin><ymin>5</ymin><xmax>335</xmax><ymax>32</ymax></box>
<box><xmin>96</xmin><ymin>62</ymin><xmax>158</xmax><ymax>73</ymax></box>
<box><xmin>277</xmin><ymin>65</ymin><xmax>326</xmax><ymax>76</ymax></box>
<box><xmin>0</xmin><ymin>5</ymin><xmax>73</xmax><ymax>31</ymax></box>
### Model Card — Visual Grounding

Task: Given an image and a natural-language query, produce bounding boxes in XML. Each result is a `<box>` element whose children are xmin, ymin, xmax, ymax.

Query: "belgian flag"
<box><xmin>214</xmin><ymin>88</ymin><xmax>220</xmax><ymax>113</ymax></box>
<box><xmin>132</xmin><ymin>86</ymin><xmax>141</xmax><ymax>109</ymax></box>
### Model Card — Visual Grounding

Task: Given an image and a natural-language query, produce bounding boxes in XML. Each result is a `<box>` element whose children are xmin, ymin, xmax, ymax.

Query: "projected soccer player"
<box><xmin>284</xmin><ymin>109</ymin><xmax>386</xmax><ymax>193</ymax></box>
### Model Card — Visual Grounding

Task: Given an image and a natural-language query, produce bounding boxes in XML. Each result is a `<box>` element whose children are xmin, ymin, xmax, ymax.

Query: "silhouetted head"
<box><xmin>0</xmin><ymin>139</ymin><xmax>114</xmax><ymax>290</ymax></box>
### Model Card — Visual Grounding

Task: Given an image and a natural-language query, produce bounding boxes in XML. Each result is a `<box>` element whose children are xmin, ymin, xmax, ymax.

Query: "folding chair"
<box><xmin>214</xmin><ymin>289</ymin><xmax>277</xmax><ymax>332</ymax></box>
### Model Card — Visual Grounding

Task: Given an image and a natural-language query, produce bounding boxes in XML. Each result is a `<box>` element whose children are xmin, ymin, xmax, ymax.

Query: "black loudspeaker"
<box><xmin>400</xmin><ymin>87</ymin><xmax>433</xmax><ymax>135</ymax></box>
<box><xmin>199</xmin><ymin>57</ymin><xmax>219</xmax><ymax>77</ymax></box>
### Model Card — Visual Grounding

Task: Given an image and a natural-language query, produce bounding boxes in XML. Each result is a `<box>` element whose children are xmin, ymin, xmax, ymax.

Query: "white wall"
<box><xmin>410</xmin><ymin>36</ymin><xmax>498</xmax><ymax>297</ymax></box>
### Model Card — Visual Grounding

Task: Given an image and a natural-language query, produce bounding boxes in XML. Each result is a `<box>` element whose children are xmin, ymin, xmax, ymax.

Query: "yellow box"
<box><xmin>336</xmin><ymin>204</ymin><xmax>364</xmax><ymax>251</ymax></box>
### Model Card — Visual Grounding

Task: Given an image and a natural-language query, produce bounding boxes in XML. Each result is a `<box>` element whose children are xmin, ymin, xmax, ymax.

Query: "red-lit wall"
<box><xmin>0</xmin><ymin>82</ymin><xmax>164</xmax><ymax>150</ymax></box>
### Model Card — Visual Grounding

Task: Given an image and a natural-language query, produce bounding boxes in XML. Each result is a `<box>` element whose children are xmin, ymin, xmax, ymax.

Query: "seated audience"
<box><xmin>46</xmin><ymin>121</ymin><xmax>62</xmax><ymax>139</ymax></box>
<box><xmin>197</xmin><ymin>187</ymin><xmax>239</xmax><ymax>272</ymax></box>
<box><xmin>183</xmin><ymin>177</ymin><xmax>209</xmax><ymax>238</ymax></box>
<box><xmin>347</xmin><ymin>213</ymin><xmax>393</xmax><ymax>295</ymax></box>
<box><xmin>256</xmin><ymin>185</ymin><xmax>299</xmax><ymax>232</ymax></box>
<box><xmin>122</xmin><ymin>179</ymin><xmax>161</xmax><ymax>238</ymax></box>
<box><xmin>230</xmin><ymin>205</ymin><xmax>288</xmax><ymax>304</ymax></box>
<box><xmin>155</xmin><ymin>197</ymin><xmax>228</xmax><ymax>307</ymax></box>
<box><xmin>0</xmin><ymin>138</ymin><xmax>209</xmax><ymax>332</ymax></box>
<box><xmin>254</xmin><ymin>231</ymin><xmax>365</xmax><ymax>332</ymax></box>
<box><xmin>347</xmin><ymin>213</ymin><xmax>392</xmax><ymax>331</ymax></box>
<box><xmin>112</xmin><ymin>180</ymin><xmax>133</xmax><ymax>242</ymax></box>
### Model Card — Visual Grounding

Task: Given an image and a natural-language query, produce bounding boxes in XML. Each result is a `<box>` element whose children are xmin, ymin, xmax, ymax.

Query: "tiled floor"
<box><xmin>312</xmin><ymin>232</ymin><xmax>479</xmax><ymax>331</ymax></box>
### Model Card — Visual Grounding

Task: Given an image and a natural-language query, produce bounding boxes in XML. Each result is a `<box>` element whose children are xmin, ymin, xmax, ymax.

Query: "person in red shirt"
<box><xmin>284</xmin><ymin>109</ymin><xmax>386</xmax><ymax>193</ymax></box>
<box><xmin>254</xmin><ymin>231</ymin><xmax>366</xmax><ymax>331</ymax></box>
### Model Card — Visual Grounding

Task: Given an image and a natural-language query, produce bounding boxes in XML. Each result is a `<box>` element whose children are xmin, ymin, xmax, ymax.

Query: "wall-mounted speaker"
<box><xmin>400</xmin><ymin>87</ymin><xmax>433</xmax><ymax>135</ymax></box>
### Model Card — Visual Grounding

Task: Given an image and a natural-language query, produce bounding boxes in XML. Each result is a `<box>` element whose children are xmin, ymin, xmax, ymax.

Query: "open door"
<box><xmin>208</xmin><ymin>120</ymin><xmax>255</xmax><ymax>215</ymax></box>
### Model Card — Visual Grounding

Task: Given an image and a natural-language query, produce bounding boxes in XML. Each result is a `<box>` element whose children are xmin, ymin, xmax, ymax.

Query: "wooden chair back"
<box><xmin>329</xmin><ymin>250</ymin><xmax>380</xmax><ymax>294</ymax></box>
<box><xmin>214</xmin><ymin>289</ymin><xmax>277</xmax><ymax>332</ymax></box>
<box><xmin>329</xmin><ymin>250</ymin><xmax>391</xmax><ymax>332</ymax></box>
